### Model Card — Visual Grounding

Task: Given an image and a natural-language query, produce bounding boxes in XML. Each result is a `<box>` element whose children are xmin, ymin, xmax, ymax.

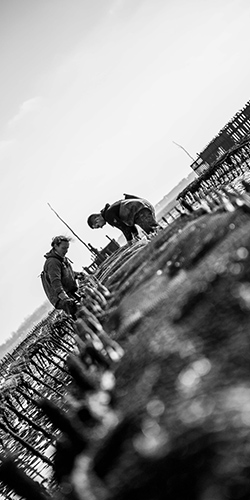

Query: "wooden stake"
<box><xmin>47</xmin><ymin>202</ymin><xmax>96</xmax><ymax>256</ymax></box>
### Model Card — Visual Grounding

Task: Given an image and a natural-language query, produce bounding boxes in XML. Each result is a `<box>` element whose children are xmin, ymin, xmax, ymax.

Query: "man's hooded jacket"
<box><xmin>41</xmin><ymin>249</ymin><xmax>78</xmax><ymax>307</ymax></box>
<box><xmin>100</xmin><ymin>195</ymin><xmax>155</xmax><ymax>242</ymax></box>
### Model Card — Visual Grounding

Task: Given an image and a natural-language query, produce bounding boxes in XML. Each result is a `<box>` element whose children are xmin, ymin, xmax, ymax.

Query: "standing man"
<box><xmin>87</xmin><ymin>194</ymin><xmax>161</xmax><ymax>243</ymax></box>
<box><xmin>41</xmin><ymin>235</ymin><xmax>79</xmax><ymax>318</ymax></box>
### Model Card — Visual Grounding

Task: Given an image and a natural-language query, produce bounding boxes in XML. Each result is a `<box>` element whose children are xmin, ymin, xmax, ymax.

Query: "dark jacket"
<box><xmin>101</xmin><ymin>197</ymin><xmax>154</xmax><ymax>242</ymax></box>
<box><xmin>41</xmin><ymin>249</ymin><xmax>78</xmax><ymax>307</ymax></box>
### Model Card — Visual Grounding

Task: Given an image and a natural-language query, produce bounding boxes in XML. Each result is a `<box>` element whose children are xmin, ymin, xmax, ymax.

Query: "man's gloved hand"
<box><xmin>63</xmin><ymin>298</ymin><xmax>79</xmax><ymax>319</ymax></box>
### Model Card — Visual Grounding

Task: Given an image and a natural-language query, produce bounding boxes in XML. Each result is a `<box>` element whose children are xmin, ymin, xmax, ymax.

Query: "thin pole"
<box><xmin>47</xmin><ymin>203</ymin><xmax>95</xmax><ymax>256</ymax></box>
<box><xmin>172</xmin><ymin>141</ymin><xmax>195</xmax><ymax>162</ymax></box>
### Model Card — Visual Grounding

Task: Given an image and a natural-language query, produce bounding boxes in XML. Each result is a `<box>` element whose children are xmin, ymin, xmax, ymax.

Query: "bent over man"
<box><xmin>41</xmin><ymin>235</ymin><xmax>79</xmax><ymax>318</ymax></box>
<box><xmin>87</xmin><ymin>194</ymin><xmax>161</xmax><ymax>243</ymax></box>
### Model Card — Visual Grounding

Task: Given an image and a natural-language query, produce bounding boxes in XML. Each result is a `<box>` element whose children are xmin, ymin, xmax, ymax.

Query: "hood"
<box><xmin>44</xmin><ymin>249</ymin><xmax>63</xmax><ymax>261</ymax></box>
<box><xmin>101</xmin><ymin>203</ymin><xmax>110</xmax><ymax>216</ymax></box>
<box><xmin>44</xmin><ymin>248</ymin><xmax>73</xmax><ymax>264</ymax></box>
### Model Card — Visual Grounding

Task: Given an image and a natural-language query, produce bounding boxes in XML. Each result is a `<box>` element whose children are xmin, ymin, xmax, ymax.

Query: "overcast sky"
<box><xmin>1</xmin><ymin>0</ymin><xmax>250</xmax><ymax>342</ymax></box>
